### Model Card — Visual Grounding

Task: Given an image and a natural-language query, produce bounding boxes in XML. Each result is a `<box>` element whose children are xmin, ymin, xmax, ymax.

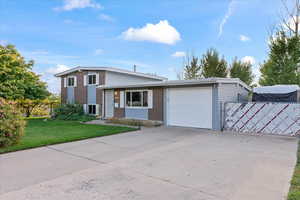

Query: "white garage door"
<box><xmin>167</xmin><ymin>87</ymin><xmax>212</xmax><ymax>129</ymax></box>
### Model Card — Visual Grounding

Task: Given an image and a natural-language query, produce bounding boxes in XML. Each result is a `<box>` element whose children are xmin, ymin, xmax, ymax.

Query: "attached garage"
<box><xmin>166</xmin><ymin>87</ymin><xmax>212</xmax><ymax>129</ymax></box>
<box><xmin>99</xmin><ymin>78</ymin><xmax>250</xmax><ymax>130</ymax></box>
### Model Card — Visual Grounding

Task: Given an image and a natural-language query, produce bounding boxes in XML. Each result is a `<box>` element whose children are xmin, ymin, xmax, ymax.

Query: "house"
<box><xmin>98</xmin><ymin>78</ymin><xmax>250</xmax><ymax>130</ymax></box>
<box><xmin>55</xmin><ymin>66</ymin><xmax>250</xmax><ymax>130</ymax></box>
<box><xmin>55</xmin><ymin>66</ymin><xmax>167</xmax><ymax>116</ymax></box>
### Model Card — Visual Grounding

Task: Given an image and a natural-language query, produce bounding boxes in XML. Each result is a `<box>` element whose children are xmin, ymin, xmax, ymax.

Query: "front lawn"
<box><xmin>288</xmin><ymin>141</ymin><xmax>300</xmax><ymax>200</ymax></box>
<box><xmin>0</xmin><ymin>119</ymin><xmax>137</xmax><ymax>154</ymax></box>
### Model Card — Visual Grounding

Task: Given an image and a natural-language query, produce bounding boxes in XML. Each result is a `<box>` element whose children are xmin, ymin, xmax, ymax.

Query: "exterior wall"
<box><xmin>212</xmin><ymin>84</ymin><xmax>219</xmax><ymax>130</ymax></box>
<box><xmin>60</xmin><ymin>70</ymin><xmax>105</xmax><ymax>115</ymax></box>
<box><xmin>113</xmin><ymin>89</ymin><xmax>125</xmax><ymax>118</ymax></box>
<box><xmin>74</xmin><ymin>71</ymin><xmax>87</xmax><ymax>104</ymax></box>
<box><xmin>111</xmin><ymin>87</ymin><xmax>164</xmax><ymax>121</ymax></box>
<box><xmin>87</xmin><ymin>85</ymin><xmax>97</xmax><ymax>104</ymax></box>
<box><xmin>61</xmin><ymin>78</ymin><xmax>67</xmax><ymax>104</ymax></box>
<box><xmin>125</xmin><ymin>108</ymin><xmax>148</xmax><ymax>120</ymax></box>
<box><xmin>61</xmin><ymin>71</ymin><xmax>88</xmax><ymax>104</ymax></box>
<box><xmin>60</xmin><ymin>69</ymin><xmax>163</xmax><ymax>116</ymax></box>
<box><xmin>105</xmin><ymin>71</ymin><xmax>160</xmax><ymax>85</ymax></box>
<box><xmin>217</xmin><ymin>83</ymin><xmax>250</xmax><ymax>130</ymax></box>
<box><xmin>148</xmin><ymin>88</ymin><xmax>164</xmax><ymax>121</ymax></box>
<box><xmin>67</xmin><ymin>87</ymin><xmax>75</xmax><ymax>103</ymax></box>
<box><xmin>106</xmin><ymin>83</ymin><xmax>249</xmax><ymax>129</ymax></box>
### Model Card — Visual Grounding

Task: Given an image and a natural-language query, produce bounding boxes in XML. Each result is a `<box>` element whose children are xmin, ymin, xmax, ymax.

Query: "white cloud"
<box><xmin>172</xmin><ymin>51</ymin><xmax>186</xmax><ymax>57</ymax></box>
<box><xmin>55</xmin><ymin>0</ymin><xmax>103</xmax><ymax>11</ymax></box>
<box><xmin>46</xmin><ymin>64</ymin><xmax>70</xmax><ymax>74</ymax></box>
<box><xmin>94</xmin><ymin>49</ymin><xmax>104</xmax><ymax>55</ymax></box>
<box><xmin>239</xmin><ymin>34</ymin><xmax>250</xmax><ymax>42</ymax></box>
<box><xmin>98</xmin><ymin>14</ymin><xmax>115</xmax><ymax>22</ymax></box>
<box><xmin>242</xmin><ymin>56</ymin><xmax>256</xmax><ymax>65</ymax></box>
<box><xmin>121</xmin><ymin>20</ymin><xmax>181</xmax><ymax>45</ymax></box>
<box><xmin>218</xmin><ymin>0</ymin><xmax>237</xmax><ymax>38</ymax></box>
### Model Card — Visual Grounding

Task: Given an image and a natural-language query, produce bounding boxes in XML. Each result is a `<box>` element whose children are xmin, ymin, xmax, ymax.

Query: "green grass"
<box><xmin>288</xmin><ymin>141</ymin><xmax>300</xmax><ymax>200</ymax></box>
<box><xmin>0</xmin><ymin>119</ymin><xmax>137</xmax><ymax>154</ymax></box>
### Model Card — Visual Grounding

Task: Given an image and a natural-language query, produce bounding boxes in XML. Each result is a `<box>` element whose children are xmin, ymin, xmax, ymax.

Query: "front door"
<box><xmin>105</xmin><ymin>90</ymin><xmax>114</xmax><ymax>118</ymax></box>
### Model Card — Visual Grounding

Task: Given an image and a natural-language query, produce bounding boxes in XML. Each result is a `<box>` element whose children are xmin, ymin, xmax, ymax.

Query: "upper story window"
<box><xmin>67</xmin><ymin>77</ymin><xmax>75</xmax><ymax>87</ymax></box>
<box><xmin>126</xmin><ymin>90</ymin><xmax>149</xmax><ymax>108</ymax></box>
<box><xmin>88</xmin><ymin>74</ymin><xmax>97</xmax><ymax>85</ymax></box>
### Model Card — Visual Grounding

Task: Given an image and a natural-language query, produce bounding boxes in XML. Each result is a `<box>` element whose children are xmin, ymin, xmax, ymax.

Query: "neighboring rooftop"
<box><xmin>253</xmin><ymin>85</ymin><xmax>300</xmax><ymax>94</ymax></box>
<box><xmin>98</xmin><ymin>78</ymin><xmax>251</xmax><ymax>91</ymax></box>
<box><xmin>54</xmin><ymin>66</ymin><xmax>167</xmax><ymax>80</ymax></box>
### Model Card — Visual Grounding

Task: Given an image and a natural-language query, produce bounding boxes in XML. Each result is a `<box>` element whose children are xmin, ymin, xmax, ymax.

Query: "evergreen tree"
<box><xmin>201</xmin><ymin>48</ymin><xmax>228</xmax><ymax>78</ymax></box>
<box><xmin>259</xmin><ymin>31</ymin><xmax>300</xmax><ymax>85</ymax></box>
<box><xmin>230</xmin><ymin>57</ymin><xmax>254</xmax><ymax>85</ymax></box>
<box><xmin>183</xmin><ymin>56</ymin><xmax>201</xmax><ymax>80</ymax></box>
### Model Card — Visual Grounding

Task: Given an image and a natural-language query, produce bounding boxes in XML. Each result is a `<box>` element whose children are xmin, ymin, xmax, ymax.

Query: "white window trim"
<box><xmin>67</xmin><ymin>76</ymin><xmax>76</xmax><ymax>87</ymax></box>
<box><xmin>87</xmin><ymin>104</ymin><xmax>97</xmax><ymax>115</ymax></box>
<box><xmin>87</xmin><ymin>73</ymin><xmax>98</xmax><ymax>86</ymax></box>
<box><xmin>125</xmin><ymin>90</ymin><xmax>151</xmax><ymax>109</ymax></box>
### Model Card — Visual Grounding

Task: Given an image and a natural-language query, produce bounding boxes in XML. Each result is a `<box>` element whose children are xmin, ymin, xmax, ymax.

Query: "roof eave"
<box><xmin>54</xmin><ymin>66</ymin><xmax>167</xmax><ymax>80</ymax></box>
<box><xmin>98</xmin><ymin>78</ymin><xmax>251</xmax><ymax>91</ymax></box>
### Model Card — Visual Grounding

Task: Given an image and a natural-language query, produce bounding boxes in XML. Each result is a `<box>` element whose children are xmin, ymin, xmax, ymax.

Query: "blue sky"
<box><xmin>0</xmin><ymin>0</ymin><xmax>283</xmax><ymax>93</ymax></box>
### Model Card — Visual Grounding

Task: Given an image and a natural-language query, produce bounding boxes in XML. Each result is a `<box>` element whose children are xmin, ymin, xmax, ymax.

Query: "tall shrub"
<box><xmin>0</xmin><ymin>98</ymin><xmax>26</xmax><ymax>147</ymax></box>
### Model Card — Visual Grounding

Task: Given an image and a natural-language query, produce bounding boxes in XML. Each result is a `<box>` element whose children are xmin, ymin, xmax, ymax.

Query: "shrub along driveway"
<box><xmin>0</xmin><ymin>127</ymin><xmax>298</xmax><ymax>200</ymax></box>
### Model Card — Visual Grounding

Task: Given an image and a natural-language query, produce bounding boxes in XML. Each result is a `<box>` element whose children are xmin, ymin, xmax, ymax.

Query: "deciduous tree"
<box><xmin>259</xmin><ymin>31</ymin><xmax>300</xmax><ymax>85</ymax></box>
<box><xmin>0</xmin><ymin>44</ymin><xmax>50</xmax><ymax>100</ymax></box>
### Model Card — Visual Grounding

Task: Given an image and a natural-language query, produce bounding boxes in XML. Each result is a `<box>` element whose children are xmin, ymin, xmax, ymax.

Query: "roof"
<box><xmin>253</xmin><ymin>85</ymin><xmax>300</xmax><ymax>94</ymax></box>
<box><xmin>98</xmin><ymin>78</ymin><xmax>251</xmax><ymax>91</ymax></box>
<box><xmin>54</xmin><ymin>66</ymin><xmax>167</xmax><ymax>80</ymax></box>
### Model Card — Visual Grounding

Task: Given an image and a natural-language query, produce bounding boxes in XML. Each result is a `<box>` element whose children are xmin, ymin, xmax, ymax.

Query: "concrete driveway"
<box><xmin>0</xmin><ymin>127</ymin><xmax>298</xmax><ymax>200</ymax></box>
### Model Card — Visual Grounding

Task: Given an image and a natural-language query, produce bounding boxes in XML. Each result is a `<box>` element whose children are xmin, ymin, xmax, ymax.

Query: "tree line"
<box><xmin>181</xmin><ymin>49</ymin><xmax>254</xmax><ymax>86</ymax></box>
<box><xmin>182</xmin><ymin>0</ymin><xmax>300</xmax><ymax>87</ymax></box>
<box><xmin>0</xmin><ymin>44</ymin><xmax>58</xmax><ymax>117</ymax></box>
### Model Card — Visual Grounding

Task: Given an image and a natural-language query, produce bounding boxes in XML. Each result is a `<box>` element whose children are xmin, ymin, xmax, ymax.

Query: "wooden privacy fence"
<box><xmin>223</xmin><ymin>102</ymin><xmax>300</xmax><ymax>136</ymax></box>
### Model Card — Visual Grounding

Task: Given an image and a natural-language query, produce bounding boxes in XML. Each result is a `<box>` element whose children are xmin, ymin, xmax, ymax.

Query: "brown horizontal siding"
<box><xmin>61</xmin><ymin>77</ymin><xmax>67</xmax><ymax>104</ymax></box>
<box><xmin>148</xmin><ymin>88</ymin><xmax>164</xmax><ymax>121</ymax></box>
<box><xmin>113</xmin><ymin>89</ymin><xmax>125</xmax><ymax>118</ymax></box>
<box><xmin>61</xmin><ymin>70</ymin><xmax>106</xmax><ymax>107</ymax></box>
<box><xmin>74</xmin><ymin>71</ymin><xmax>87</xmax><ymax>104</ymax></box>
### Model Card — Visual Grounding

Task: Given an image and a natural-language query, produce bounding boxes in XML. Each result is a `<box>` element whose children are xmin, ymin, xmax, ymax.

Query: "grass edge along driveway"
<box><xmin>0</xmin><ymin>119</ymin><xmax>137</xmax><ymax>154</ymax></box>
<box><xmin>288</xmin><ymin>140</ymin><xmax>300</xmax><ymax>200</ymax></box>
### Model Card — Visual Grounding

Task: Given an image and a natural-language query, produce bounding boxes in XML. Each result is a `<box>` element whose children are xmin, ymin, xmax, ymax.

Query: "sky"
<box><xmin>0</xmin><ymin>0</ymin><xmax>284</xmax><ymax>93</ymax></box>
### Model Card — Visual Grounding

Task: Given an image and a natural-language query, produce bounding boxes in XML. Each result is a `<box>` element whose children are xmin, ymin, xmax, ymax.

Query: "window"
<box><xmin>88</xmin><ymin>105</ymin><xmax>96</xmax><ymax>115</ymax></box>
<box><xmin>88</xmin><ymin>74</ymin><xmax>96</xmax><ymax>85</ymax></box>
<box><xmin>67</xmin><ymin>77</ymin><xmax>75</xmax><ymax>87</ymax></box>
<box><xmin>126</xmin><ymin>90</ymin><xmax>148</xmax><ymax>107</ymax></box>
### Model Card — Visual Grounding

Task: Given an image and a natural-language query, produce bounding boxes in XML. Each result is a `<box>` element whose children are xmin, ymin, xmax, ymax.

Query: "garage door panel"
<box><xmin>167</xmin><ymin>87</ymin><xmax>212</xmax><ymax>129</ymax></box>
